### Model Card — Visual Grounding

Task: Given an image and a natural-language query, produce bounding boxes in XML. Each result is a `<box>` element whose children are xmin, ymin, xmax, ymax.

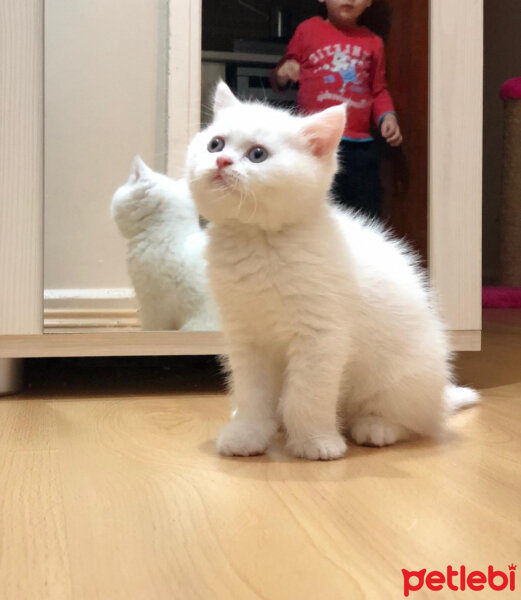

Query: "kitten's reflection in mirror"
<box><xmin>111</xmin><ymin>157</ymin><xmax>219</xmax><ymax>331</ymax></box>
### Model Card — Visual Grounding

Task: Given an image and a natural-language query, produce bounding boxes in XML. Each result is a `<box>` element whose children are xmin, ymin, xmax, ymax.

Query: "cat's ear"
<box><xmin>213</xmin><ymin>80</ymin><xmax>240</xmax><ymax>113</ymax></box>
<box><xmin>301</xmin><ymin>105</ymin><xmax>346</xmax><ymax>158</ymax></box>
<box><xmin>129</xmin><ymin>155</ymin><xmax>152</xmax><ymax>183</ymax></box>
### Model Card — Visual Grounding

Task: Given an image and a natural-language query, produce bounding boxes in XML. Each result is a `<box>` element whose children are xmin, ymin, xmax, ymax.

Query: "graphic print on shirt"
<box><xmin>310</xmin><ymin>44</ymin><xmax>370</xmax><ymax>108</ymax></box>
<box><xmin>279</xmin><ymin>18</ymin><xmax>395</xmax><ymax>139</ymax></box>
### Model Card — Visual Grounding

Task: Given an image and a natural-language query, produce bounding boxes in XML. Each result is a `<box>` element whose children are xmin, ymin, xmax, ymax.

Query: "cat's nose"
<box><xmin>216</xmin><ymin>156</ymin><xmax>234</xmax><ymax>171</ymax></box>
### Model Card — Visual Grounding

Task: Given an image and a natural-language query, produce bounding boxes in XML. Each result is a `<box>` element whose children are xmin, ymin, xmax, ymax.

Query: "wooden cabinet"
<box><xmin>0</xmin><ymin>0</ymin><xmax>483</xmax><ymax>384</ymax></box>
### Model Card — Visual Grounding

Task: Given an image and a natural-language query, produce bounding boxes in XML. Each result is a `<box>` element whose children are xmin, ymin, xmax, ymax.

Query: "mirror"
<box><xmin>44</xmin><ymin>0</ymin><xmax>176</xmax><ymax>333</ymax></box>
<box><xmin>44</xmin><ymin>0</ymin><xmax>428</xmax><ymax>333</ymax></box>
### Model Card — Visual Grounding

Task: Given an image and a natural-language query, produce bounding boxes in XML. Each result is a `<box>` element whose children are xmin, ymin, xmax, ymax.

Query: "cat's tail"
<box><xmin>444</xmin><ymin>384</ymin><xmax>480</xmax><ymax>412</ymax></box>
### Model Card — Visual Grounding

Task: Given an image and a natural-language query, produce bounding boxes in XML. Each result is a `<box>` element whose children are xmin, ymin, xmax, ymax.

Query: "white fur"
<box><xmin>111</xmin><ymin>157</ymin><xmax>219</xmax><ymax>331</ymax></box>
<box><xmin>444</xmin><ymin>385</ymin><xmax>480</xmax><ymax>412</ymax></box>
<box><xmin>187</xmin><ymin>82</ymin><xmax>478</xmax><ymax>460</ymax></box>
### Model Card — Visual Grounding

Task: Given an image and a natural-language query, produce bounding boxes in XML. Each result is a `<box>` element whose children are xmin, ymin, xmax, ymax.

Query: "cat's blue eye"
<box><xmin>247</xmin><ymin>146</ymin><xmax>269</xmax><ymax>163</ymax></box>
<box><xmin>208</xmin><ymin>137</ymin><xmax>225</xmax><ymax>153</ymax></box>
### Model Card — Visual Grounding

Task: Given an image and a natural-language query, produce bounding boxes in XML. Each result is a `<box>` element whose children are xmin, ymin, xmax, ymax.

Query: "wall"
<box><xmin>483</xmin><ymin>0</ymin><xmax>521</xmax><ymax>283</ymax></box>
<box><xmin>44</xmin><ymin>0</ymin><xmax>169</xmax><ymax>294</ymax></box>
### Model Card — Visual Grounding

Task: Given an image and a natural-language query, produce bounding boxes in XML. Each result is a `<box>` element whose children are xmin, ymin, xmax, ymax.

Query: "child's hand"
<box><xmin>381</xmin><ymin>114</ymin><xmax>403</xmax><ymax>147</ymax></box>
<box><xmin>276</xmin><ymin>59</ymin><xmax>301</xmax><ymax>87</ymax></box>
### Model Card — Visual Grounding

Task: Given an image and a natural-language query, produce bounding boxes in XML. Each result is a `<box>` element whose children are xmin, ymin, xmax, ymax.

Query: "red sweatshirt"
<box><xmin>273</xmin><ymin>17</ymin><xmax>396</xmax><ymax>141</ymax></box>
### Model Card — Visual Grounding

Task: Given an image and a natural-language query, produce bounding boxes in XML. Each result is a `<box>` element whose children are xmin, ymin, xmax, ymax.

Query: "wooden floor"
<box><xmin>1</xmin><ymin>311</ymin><xmax>520</xmax><ymax>599</ymax></box>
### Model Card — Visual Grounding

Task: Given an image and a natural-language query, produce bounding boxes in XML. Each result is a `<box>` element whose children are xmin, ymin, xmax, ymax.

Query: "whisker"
<box><xmin>247</xmin><ymin>186</ymin><xmax>259</xmax><ymax>221</ymax></box>
<box><xmin>237</xmin><ymin>183</ymin><xmax>247</xmax><ymax>218</ymax></box>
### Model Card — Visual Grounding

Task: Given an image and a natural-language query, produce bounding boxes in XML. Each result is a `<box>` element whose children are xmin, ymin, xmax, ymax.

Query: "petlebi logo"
<box><xmin>402</xmin><ymin>564</ymin><xmax>516</xmax><ymax>596</ymax></box>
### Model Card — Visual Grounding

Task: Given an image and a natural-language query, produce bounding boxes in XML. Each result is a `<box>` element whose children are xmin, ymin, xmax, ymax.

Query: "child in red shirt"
<box><xmin>272</xmin><ymin>0</ymin><xmax>402</xmax><ymax>219</ymax></box>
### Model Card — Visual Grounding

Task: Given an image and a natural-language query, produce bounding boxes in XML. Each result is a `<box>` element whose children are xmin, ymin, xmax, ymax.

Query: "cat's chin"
<box><xmin>191</xmin><ymin>191</ymin><xmax>238</xmax><ymax>225</ymax></box>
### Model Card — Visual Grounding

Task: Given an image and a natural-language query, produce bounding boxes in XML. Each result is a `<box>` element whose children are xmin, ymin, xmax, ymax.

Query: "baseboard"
<box><xmin>44</xmin><ymin>288</ymin><xmax>139</xmax><ymax>332</ymax></box>
<box><xmin>44</xmin><ymin>288</ymin><xmax>137</xmax><ymax>309</ymax></box>
<box><xmin>0</xmin><ymin>331</ymin><xmax>226</xmax><ymax>357</ymax></box>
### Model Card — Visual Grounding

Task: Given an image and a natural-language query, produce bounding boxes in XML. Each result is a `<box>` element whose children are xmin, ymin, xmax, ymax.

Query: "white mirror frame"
<box><xmin>0</xmin><ymin>0</ymin><xmax>482</xmax><ymax>357</ymax></box>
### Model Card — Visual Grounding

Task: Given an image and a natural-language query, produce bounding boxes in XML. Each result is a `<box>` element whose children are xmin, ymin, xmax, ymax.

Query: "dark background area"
<box><xmin>21</xmin><ymin>356</ymin><xmax>225</xmax><ymax>397</ymax></box>
<box><xmin>202</xmin><ymin>0</ymin><xmax>320</xmax><ymax>51</ymax></box>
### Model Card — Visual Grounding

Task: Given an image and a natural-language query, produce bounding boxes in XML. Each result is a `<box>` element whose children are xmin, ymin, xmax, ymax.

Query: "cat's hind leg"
<box><xmin>345</xmin><ymin>373</ymin><xmax>446</xmax><ymax>447</ymax></box>
<box><xmin>350</xmin><ymin>415</ymin><xmax>411</xmax><ymax>447</ymax></box>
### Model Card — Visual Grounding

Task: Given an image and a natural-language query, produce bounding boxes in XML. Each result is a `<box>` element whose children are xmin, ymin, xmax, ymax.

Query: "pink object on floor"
<box><xmin>482</xmin><ymin>286</ymin><xmax>521</xmax><ymax>308</ymax></box>
<box><xmin>500</xmin><ymin>77</ymin><xmax>521</xmax><ymax>100</ymax></box>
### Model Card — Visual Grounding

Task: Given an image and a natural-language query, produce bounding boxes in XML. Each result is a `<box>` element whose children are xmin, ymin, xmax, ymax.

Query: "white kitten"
<box><xmin>187</xmin><ymin>82</ymin><xmax>478</xmax><ymax>461</ymax></box>
<box><xmin>111</xmin><ymin>157</ymin><xmax>219</xmax><ymax>331</ymax></box>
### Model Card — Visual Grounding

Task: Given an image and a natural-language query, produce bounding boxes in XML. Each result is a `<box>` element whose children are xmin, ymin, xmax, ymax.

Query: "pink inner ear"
<box><xmin>302</xmin><ymin>107</ymin><xmax>346</xmax><ymax>158</ymax></box>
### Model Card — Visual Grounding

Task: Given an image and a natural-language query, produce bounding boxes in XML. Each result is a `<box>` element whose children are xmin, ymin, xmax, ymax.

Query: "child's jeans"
<box><xmin>331</xmin><ymin>140</ymin><xmax>381</xmax><ymax>219</ymax></box>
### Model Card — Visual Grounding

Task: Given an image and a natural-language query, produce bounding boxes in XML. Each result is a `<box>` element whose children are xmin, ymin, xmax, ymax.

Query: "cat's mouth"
<box><xmin>210</xmin><ymin>170</ymin><xmax>234</xmax><ymax>187</ymax></box>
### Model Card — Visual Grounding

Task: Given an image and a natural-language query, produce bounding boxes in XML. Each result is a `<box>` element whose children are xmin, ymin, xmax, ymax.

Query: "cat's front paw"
<box><xmin>350</xmin><ymin>415</ymin><xmax>409</xmax><ymax>447</ymax></box>
<box><xmin>288</xmin><ymin>434</ymin><xmax>348</xmax><ymax>461</ymax></box>
<box><xmin>217</xmin><ymin>420</ymin><xmax>274</xmax><ymax>457</ymax></box>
